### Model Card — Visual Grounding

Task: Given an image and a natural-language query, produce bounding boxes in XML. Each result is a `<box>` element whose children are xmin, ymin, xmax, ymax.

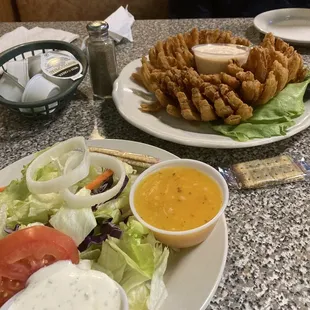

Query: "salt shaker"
<box><xmin>86</xmin><ymin>21</ymin><xmax>118</xmax><ymax>100</ymax></box>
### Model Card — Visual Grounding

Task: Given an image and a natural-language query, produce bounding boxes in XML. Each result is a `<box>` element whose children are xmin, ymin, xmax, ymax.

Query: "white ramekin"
<box><xmin>129</xmin><ymin>159</ymin><xmax>229</xmax><ymax>248</ymax></box>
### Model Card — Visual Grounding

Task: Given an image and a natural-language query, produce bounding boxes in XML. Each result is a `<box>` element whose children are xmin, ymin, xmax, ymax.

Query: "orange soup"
<box><xmin>134</xmin><ymin>166</ymin><xmax>222</xmax><ymax>231</ymax></box>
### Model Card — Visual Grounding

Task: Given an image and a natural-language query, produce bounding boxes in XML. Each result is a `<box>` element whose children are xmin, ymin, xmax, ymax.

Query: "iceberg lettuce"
<box><xmin>96</xmin><ymin>217</ymin><xmax>169</xmax><ymax>310</ymax></box>
<box><xmin>211</xmin><ymin>78</ymin><xmax>310</xmax><ymax>141</ymax></box>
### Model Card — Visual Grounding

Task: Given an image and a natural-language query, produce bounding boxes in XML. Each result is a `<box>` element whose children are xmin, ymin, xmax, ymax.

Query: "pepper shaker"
<box><xmin>86</xmin><ymin>21</ymin><xmax>118</xmax><ymax>100</ymax></box>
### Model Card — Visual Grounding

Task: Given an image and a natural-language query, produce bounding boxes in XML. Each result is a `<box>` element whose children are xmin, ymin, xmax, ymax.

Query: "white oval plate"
<box><xmin>0</xmin><ymin>139</ymin><xmax>228</xmax><ymax>310</ymax></box>
<box><xmin>113</xmin><ymin>59</ymin><xmax>310</xmax><ymax>149</ymax></box>
<box><xmin>254</xmin><ymin>8</ymin><xmax>310</xmax><ymax>44</ymax></box>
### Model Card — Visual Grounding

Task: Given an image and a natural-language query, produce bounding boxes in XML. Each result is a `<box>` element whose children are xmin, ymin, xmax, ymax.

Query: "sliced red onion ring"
<box><xmin>3</xmin><ymin>224</ymin><xmax>20</xmax><ymax>234</ymax></box>
<box><xmin>78</xmin><ymin>222</ymin><xmax>122</xmax><ymax>252</ymax></box>
<box><xmin>26</xmin><ymin>137</ymin><xmax>90</xmax><ymax>194</ymax></box>
<box><xmin>62</xmin><ymin>153</ymin><xmax>126</xmax><ymax>209</ymax></box>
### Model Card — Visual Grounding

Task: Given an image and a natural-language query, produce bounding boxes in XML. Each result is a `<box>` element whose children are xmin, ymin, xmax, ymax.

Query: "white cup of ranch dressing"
<box><xmin>192</xmin><ymin>43</ymin><xmax>250</xmax><ymax>75</ymax></box>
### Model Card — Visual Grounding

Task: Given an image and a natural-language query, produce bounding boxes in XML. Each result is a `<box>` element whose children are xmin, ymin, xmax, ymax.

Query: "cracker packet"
<box><xmin>218</xmin><ymin>155</ymin><xmax>310</xmax><ymax>189</ymax></box>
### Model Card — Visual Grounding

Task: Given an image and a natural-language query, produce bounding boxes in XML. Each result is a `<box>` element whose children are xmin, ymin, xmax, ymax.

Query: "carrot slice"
<box><xmin>0</xmin><ymin>186</ymin><xmax>6</xmax><ymax>192</ymax></box>
<box><xmin>85</xmin><ymin>169</ymin><xmax>114</xmax><ymax>190</ymax></box>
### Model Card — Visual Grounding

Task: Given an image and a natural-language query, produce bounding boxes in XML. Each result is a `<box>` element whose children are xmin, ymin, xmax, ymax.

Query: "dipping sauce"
<box><xmin>8</xmin><ymin>261</ymin><xmax>121</xmax><ymax>310</ymax></box>
<box><xmin>134</xmin><ymin>166</ymin><xmax>223</xmax><ymax>231</ymax></box>
<box><xmin>192</xmin><ymin>44</ymin><xmax>250</xmax><ymax>75</ymax></box>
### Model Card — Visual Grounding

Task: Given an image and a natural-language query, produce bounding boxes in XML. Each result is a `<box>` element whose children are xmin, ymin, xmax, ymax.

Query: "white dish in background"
<box><xmin>254</xmin><ymin>8</ymin><xmax>310</xmax><ymax>44</ymax></box>
<box><xmin>112</xmin><ymin>58</ymin><xmax>310</xmax><ymax>149</ymax></box>
<box><xmin>0</xmin><ymin>139</ymin><xmax>228</xmax><ymax>310</ymax></box>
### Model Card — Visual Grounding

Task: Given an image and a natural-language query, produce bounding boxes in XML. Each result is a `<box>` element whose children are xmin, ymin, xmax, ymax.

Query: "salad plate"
<box><xmin>0</xmin><ymin>139</ymin><xmax>228</xmax><ymax>310</ymax></box>
<box><xmin>254</xmin><ymin>8</ymin><xmax>310</xmax><ymax>45</ymax></box>
<box><xmin>112</xmin><ymin>59</ymin><xmax>310</xmax><ymax>149</ymax></box>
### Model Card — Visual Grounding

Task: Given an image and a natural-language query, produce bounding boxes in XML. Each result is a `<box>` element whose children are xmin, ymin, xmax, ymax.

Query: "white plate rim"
<box><xmin>253</xmin><ymin>8</ymin><xmax>310</xmax><ymax>44</ymax></box>
<box><xmin>0</xmin><ymin>139</ymin><xmax>228</xmax><ymax>310</ymax></box>
<box><xmin>112</xmin><ymin>59</ymin><xmax>310</xmax><ymax>149</ymax></box>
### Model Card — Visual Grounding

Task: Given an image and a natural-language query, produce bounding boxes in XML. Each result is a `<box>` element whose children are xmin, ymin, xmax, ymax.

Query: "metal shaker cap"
<box><xmin>87</xmin><ymin>21</ymin><xmax>109</xmax><ymax>35</ymax></box>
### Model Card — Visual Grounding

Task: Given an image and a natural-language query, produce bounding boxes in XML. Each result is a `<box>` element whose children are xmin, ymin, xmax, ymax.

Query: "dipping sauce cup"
<box><xmin>192</xmin><ymin>43</ymin><xmax>250</xmax><ymax>75</ymax></box>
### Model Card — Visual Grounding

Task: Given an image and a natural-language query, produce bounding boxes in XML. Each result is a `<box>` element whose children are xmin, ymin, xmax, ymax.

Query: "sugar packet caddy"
<box><xmin>218</xmin><ymin>155</ymin><xmax>310</xmax><ymax>189</ymax></box>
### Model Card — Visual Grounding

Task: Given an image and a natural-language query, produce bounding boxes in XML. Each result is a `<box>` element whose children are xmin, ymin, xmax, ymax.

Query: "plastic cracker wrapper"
<box><xmin>218</xmin><ymin>155</ymin><xmax>310</xmax><ymax>189</ymax></box>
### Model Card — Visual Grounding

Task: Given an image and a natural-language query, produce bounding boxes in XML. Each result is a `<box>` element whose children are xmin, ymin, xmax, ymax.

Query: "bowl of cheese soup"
<box><xmin>192</xmin><ymin>43</ymin><xmax>250</xmax><ymax>75</ymax></box>
<box><xmin>129</xmin><ymin>159</ymin><xmax>229</xmax><ymax>248</ymax></box>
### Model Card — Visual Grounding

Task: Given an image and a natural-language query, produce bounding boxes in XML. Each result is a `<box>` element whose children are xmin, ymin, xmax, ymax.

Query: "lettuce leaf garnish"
<box><xmin>210</xmin><ymin>77</ymin><xmax>310</xmax><ymax>141</ymax></box>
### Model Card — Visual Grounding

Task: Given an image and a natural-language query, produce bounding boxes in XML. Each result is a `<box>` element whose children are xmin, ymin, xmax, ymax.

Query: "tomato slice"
<box><xmin>0</xmin><ymin>226</ymin><xmax>79</xmax><ymax>307</ymax></box>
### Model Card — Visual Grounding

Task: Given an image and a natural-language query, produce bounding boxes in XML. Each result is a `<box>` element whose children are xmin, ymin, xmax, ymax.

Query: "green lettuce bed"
<box><xmin>210</xmin><ymin>77</ymin><xmax>310</xmax><ymax>142</ymax></box>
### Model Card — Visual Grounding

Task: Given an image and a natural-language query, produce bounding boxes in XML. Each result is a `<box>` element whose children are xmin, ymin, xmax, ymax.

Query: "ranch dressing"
<box><xmin>8</xmin><ymin>261</ymin><xmax>121</xmax><ymax>310</ymax></box>
<box><xmin>192</xmin><ymin>44</ymin><xmax>250</xmax><ymax>75</ymax></box>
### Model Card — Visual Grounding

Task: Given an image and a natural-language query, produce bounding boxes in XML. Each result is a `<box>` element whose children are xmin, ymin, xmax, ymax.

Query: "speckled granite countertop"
<box><xmin>0</xmin><ymin>19</ymin><xmax>309</xmax><ymax>309</ymax></box>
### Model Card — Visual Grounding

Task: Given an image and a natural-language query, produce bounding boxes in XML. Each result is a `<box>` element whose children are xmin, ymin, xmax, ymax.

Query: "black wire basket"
<box><xmin>0</xmin><ymin>40</ymin><xmax>88</xmax><ymax>117</ymax></box>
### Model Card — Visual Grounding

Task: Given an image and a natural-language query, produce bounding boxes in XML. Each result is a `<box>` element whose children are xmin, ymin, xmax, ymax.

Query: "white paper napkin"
<box><xmin>106</xmin><ymin>5</ymin><xmax>135</xmax><ymax>42</ymax></box>
<box><xmin>0</xmin><ymin>26</ymin><xmax>79</xmax><ymax>54</ymax></box>
<box><xmin>81</xmin><ymin>5</ymin><xmax>135</xmax><ymax>51</ymax></box>
<box><xmin>80</xmin><ymin>6</ymin><xmax>134</xmax><ymax>51</ymax></box>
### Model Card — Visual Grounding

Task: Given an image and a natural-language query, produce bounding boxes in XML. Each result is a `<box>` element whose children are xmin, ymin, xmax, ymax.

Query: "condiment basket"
<box><xmin>0</xmin><ymin>40</ymin><xmax>88</xmax><ymax>117</ymax></box>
